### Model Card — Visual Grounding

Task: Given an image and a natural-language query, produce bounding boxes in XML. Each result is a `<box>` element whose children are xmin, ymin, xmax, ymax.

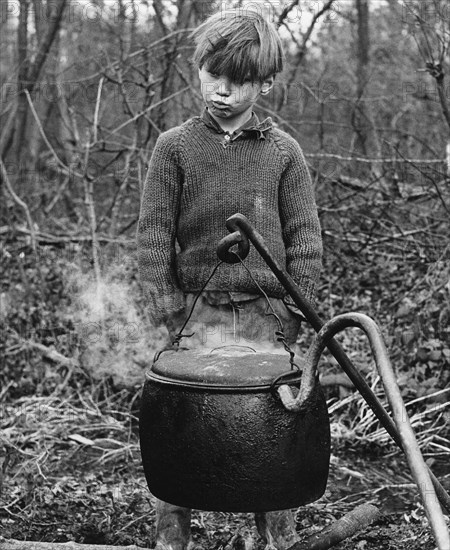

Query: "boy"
<box><xmin>137</xmin><ymin>8</ymin><xmax>322</xmax><ymax>550</ymax></box>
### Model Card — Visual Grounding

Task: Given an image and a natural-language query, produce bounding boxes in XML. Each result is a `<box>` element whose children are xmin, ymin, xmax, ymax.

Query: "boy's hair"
<box><xmin>192</xmin><ymin>9</ymin><xmax>284</xmax><ymax>85</ymax></box>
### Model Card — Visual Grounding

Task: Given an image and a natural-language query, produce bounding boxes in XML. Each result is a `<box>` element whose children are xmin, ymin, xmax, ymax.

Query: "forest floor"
<box><xmin>1</xmin><ymin>234</ymin><xmax>449</xmax><ymax>549</ymax></box>
<box><xmin>0</xmin><ymin>355</ymin><xmax>449</xmax><ymax>549</ymax></box>
<box><xmin>0</xmin><ymin>402</ymin><xmax>449</xmax><ymax>550</ymax></box>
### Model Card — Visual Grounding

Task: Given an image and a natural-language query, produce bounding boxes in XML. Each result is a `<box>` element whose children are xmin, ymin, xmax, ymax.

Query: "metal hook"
<box><xmin>217</xmin><ymin>229</ymin><xmax>250</xmax><ymax>263</ymax></box>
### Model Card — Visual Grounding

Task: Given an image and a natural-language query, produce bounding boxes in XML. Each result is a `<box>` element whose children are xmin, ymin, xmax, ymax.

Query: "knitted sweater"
<box><xmin>137</xmin><ymin>110</ymin><xmax>322</xmax><ymax>326</ymax></box>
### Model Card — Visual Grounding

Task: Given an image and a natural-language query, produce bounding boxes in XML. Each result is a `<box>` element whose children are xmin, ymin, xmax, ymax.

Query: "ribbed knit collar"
<box><xmin>201</xmin><ymin>108</ymin><xmax>272</xmax><ymax>140</ymax></box>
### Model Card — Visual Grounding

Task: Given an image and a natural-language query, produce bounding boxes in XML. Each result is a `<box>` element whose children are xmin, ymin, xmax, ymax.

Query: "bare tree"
<box><xmin>0</xmin><ymin>0</ymin><xmax>67</xmax><ymax>162</ymax></box>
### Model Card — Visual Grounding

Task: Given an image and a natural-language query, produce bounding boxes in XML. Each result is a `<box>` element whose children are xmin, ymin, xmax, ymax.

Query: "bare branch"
<box><xmin>0</xmin><ymin>538</ymin><xmax>145</xmax><ymax>550</ymax></box>
<box><xmin>93</xmin><ymin>77</ymin><xmax>105</xmax><ymax>143</ymax></box>
<box><xmin>24</xmin><ymin>89</ymin><xmax>83</xmax><ymax>178</ymax></box>
<box><xmin>389</xmin><ymin>142</ymin><xmax>450</xmax><ymax>214</ymax></box>
<box><xmin>105</xmin><ymin>86</ymin><xmax>190</xmax><ymax>138</ymax></box>
<box><xmin>0</xmin><ymin>158</ymin><xmax>37</xmax><ymax>254</ymax></box>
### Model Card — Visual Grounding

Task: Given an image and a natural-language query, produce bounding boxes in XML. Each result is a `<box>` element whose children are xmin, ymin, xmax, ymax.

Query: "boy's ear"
<box><xmin>260</xmin><ymin>76</ymin><xmax>275</xmax><ymax>96</ymax></box>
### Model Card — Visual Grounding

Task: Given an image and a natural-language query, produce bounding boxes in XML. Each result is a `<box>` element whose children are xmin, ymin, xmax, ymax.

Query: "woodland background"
<box><xmin>0</xmin><ymin>0</ymin><xmax>449</xmax><ymax>547</ymax></box>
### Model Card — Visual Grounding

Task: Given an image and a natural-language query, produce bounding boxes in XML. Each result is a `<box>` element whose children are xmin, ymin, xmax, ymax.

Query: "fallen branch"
<box><xmin>21</xmin><ymin>340</ymin><xmax>80</xmax><ymax>393</ymax></box>
<box><xmin>24</xmin><ymin>340</ymin><xmax>78</xmax><ymax>369</ymax></box>
<box><xmin>0</xmin><ymin>539</ymin><xmax>146</xmax><ymax>550</ymax></box>
<box><xmin>288</xmin><ymin>504</ymin><xmax>380</xmax><ymax>550</ymax></box>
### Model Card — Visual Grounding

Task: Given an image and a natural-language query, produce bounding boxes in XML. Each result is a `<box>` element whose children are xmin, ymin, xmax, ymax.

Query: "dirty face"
<box><xmin>198</xmin><ymin>67</ymin><xmax>273</xmax><ymax>125</ymax></box>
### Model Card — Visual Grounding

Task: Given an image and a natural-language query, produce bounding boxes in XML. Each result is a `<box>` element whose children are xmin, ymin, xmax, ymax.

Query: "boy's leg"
<box><xmin>254</xmin><ymin>510</ymin><xmax>299</xmax><ymax>550</ymax></box>
<box><xmin>154</xmin><ymin>499</ymin><xmax>192</xmax><ymax>550</ymax></box>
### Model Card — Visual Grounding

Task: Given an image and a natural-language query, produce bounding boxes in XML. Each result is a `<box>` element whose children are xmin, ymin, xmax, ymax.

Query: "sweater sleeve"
<box><xmin>278</xmin><ymin>136</ymin><xmax>323</xmax><ymax>304</ymax></box>
<box><xmin>137</xmin><ymin>128</ymin><xmax>186</xmax><ymax>326</ymax></box>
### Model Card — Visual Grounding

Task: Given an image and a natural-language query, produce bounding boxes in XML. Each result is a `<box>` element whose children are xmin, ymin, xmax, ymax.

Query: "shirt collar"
<box><xmin>201</xmin><ymin>108</ymin><xmax>272</xmax><ymax>140</ymax></box>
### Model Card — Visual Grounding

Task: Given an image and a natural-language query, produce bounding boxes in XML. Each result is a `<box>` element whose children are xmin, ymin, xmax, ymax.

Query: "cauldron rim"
<box><xmin>149</xmin><ymin>347</ymin><xmax>303</xmax><ymax>389</ymax></box>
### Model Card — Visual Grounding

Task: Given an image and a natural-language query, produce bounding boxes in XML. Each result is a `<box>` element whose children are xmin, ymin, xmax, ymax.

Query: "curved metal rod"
<box><xmin>216</xmin><ymin>213</ymin><xmax>450</xmax><ymax>515</ymax></box>
<box><xmin>216</xmin><ymin>230</ymin><xmax>250</xmax><ymax>264</ymax></box>
<box><xmin>279</xmin><ymin>313</ymin><xmax>450</xmax><ymax>550</ymax></box>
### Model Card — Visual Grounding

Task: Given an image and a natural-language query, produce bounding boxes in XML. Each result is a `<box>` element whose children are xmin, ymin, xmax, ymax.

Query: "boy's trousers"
<box><xmin>155</xmin><ymin>292</ymin><xmax>302</xmax><ymax>550</ymax></box>
<box><xmin>182</xmin><ymin>292</ymin><xmax>302</xmax><ymax>352</ymax></box>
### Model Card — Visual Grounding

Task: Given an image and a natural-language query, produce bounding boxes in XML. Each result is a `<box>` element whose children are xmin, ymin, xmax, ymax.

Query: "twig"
<box><xmin>43</xmin><ymin>176</ymin><xmax>70</xmax><ymax>215</ymax></box>
<box><xmin>93</xmin><ymin>77</ymin><xmax>104</xmax><ymax>143</ymax></box>
<box><xmin>109</xmin><ymin>135</ymin><xmax>137</xmax><ymax>237</ymax></box>
<box><xmin>24</xmin><ymin>90</ymin><xmax>84</xmax><ymax>179</ymax></box>
<box><xmin>0</xmin><ymin>225</ymin><xmax>134</xmax><ymax>245</ymax></box>
<box><xmin>0</xmin><ymin>159</ymin><xmax>37</xmax><ymax>255</ymax></box>
<box><xmin>105</xmin><ymin>86</ymin><xmax>190</xmax><ymax>137</ymax></box>
<box><xmin>388</xmin><ymin>142</ymin><xmax>450</xmax><ymax>214</ymax></box>
<box><xmin>81</xmin><ymin>131</ymin><xmax>102</xmax><ymax>288</ymax></box>
<box><xmin>0</xmin><ymin>381</ymin><xmax>14</xmax><ymax>402</ymax></box>
<box><xmin>57</xmin><ymin>28</ymin><xmax>194</xmax><ymax>85</ymax></box>
<box><xmin>305</xmin><ymin>152</ymin><xmax>445</xmax><ymax>164</ymax></box>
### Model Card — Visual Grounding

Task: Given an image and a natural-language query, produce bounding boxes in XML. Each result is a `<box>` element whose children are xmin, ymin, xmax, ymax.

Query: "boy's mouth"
<box><xmin>211</xmin><ymin>101</ymin><xmax>231</xmax><ymax>110</ymax></box>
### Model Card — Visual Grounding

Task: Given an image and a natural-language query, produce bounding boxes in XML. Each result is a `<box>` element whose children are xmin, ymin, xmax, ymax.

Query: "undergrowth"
<box><xmin>0</xmin><ymin>219</ymin><xmax>449</xmax><ymax>546</ymax></box>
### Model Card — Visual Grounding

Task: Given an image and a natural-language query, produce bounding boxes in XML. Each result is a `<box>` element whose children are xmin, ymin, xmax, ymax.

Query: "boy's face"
<box><xmin>198</xmin><ymin>67</ymin><xmax>273</xmax><ymax>125</ymax></box>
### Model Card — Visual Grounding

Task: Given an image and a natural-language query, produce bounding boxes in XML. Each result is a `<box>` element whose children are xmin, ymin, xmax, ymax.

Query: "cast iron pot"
<box><xmin>139</xmin><ymin>347</ymin><xmax>330</xmax><ymax>512</ymax></box>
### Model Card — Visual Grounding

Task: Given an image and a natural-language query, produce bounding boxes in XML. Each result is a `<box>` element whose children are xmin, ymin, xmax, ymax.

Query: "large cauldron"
<box><xmin>139</xmin><ymin>347</ymin><xmax>330</xmax><ymax>512</ymax></box>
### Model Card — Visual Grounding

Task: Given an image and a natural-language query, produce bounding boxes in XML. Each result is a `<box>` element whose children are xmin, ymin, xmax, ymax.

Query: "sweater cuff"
<box><xmin>142</xmin><ymin>286</ymin><xmax>186</xmax><ymax>327</ymax></box>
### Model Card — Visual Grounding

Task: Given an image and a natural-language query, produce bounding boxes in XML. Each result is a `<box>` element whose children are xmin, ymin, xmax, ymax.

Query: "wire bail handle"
<box><xmin>217</xmin><ymin>214</ymin><xmax>300</xmax><ymax>373</ymax></box>
<box><xmin>162</xmin><ymin>213</ymin><xmax>253</xmax><ymax>354</ymax></box>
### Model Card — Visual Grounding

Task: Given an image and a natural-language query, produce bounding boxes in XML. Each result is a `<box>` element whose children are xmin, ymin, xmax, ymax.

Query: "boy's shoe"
<box><xmin>254</xmin><ymin>510</ymin><xmax>299</xmax><ymax>550</ymax></box>
<box><xmin>154</xmin><ymin>500</ymin><xmax>192</xmax><ymax>550</ymax></box>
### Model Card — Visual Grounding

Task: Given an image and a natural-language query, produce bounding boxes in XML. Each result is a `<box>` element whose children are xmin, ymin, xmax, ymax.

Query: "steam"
<box><xmin>65</xmin><ymin>261</ymin><xmax>166</xmax><ymax>388</ymax></box>
<box><xmin>179</xmin><ymin>318</ymin><xmax>298</xmax><ymax>357</ymax></box>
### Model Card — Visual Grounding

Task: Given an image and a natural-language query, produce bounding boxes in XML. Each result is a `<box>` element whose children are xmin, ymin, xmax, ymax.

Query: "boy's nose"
<box><xmin>217</xmin><ymin>87</ymin><xmax>231</xmax><ymax>96</ymax></box>
<box><xmin>216</xmin><ymin>78</ymin><xmax>232</xmax><ymax>96</ymax></box>
<box><xmin>217</xmin><ymin>84</ymin><xmax>231</xmax><ymax>97</ymax></box>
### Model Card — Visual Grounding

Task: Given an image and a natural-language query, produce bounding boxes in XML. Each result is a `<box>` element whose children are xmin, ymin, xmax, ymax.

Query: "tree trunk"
<box><xmin>354</xmin><ymin>0</ymin><xmax>371</xmax><ymax>155</ymax></box>
<box><xmin>353</xmin><ymin>0</ymin><xmax>386</xmax><ymax>186</ymax></box>
<box><xmin>25</xmin><ymin>0</ymin><xmax>49</xmax><ymax>182</ymax></box>
<box><xmin>3</xmin><ymin>0</ymin><xmax>67</xmax><ymax>163</ymax></box>
<box><xmin>14</xmin><ymin>0</ymin><xmax>30</xmax><ymax>165</ymax></box>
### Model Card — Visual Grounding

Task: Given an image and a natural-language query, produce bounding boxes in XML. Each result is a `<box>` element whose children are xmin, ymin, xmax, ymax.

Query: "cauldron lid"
<box><xmin>148</xmin><ymin>346</ymin><xmax>299</xmax><ymax>389</ymax></box>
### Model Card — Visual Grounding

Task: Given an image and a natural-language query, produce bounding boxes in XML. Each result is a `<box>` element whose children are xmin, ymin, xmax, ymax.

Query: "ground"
<box><xmin>1</xmin><ymin>388</ymin><xmax>448</xmax><ymax>549</ymax></box>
